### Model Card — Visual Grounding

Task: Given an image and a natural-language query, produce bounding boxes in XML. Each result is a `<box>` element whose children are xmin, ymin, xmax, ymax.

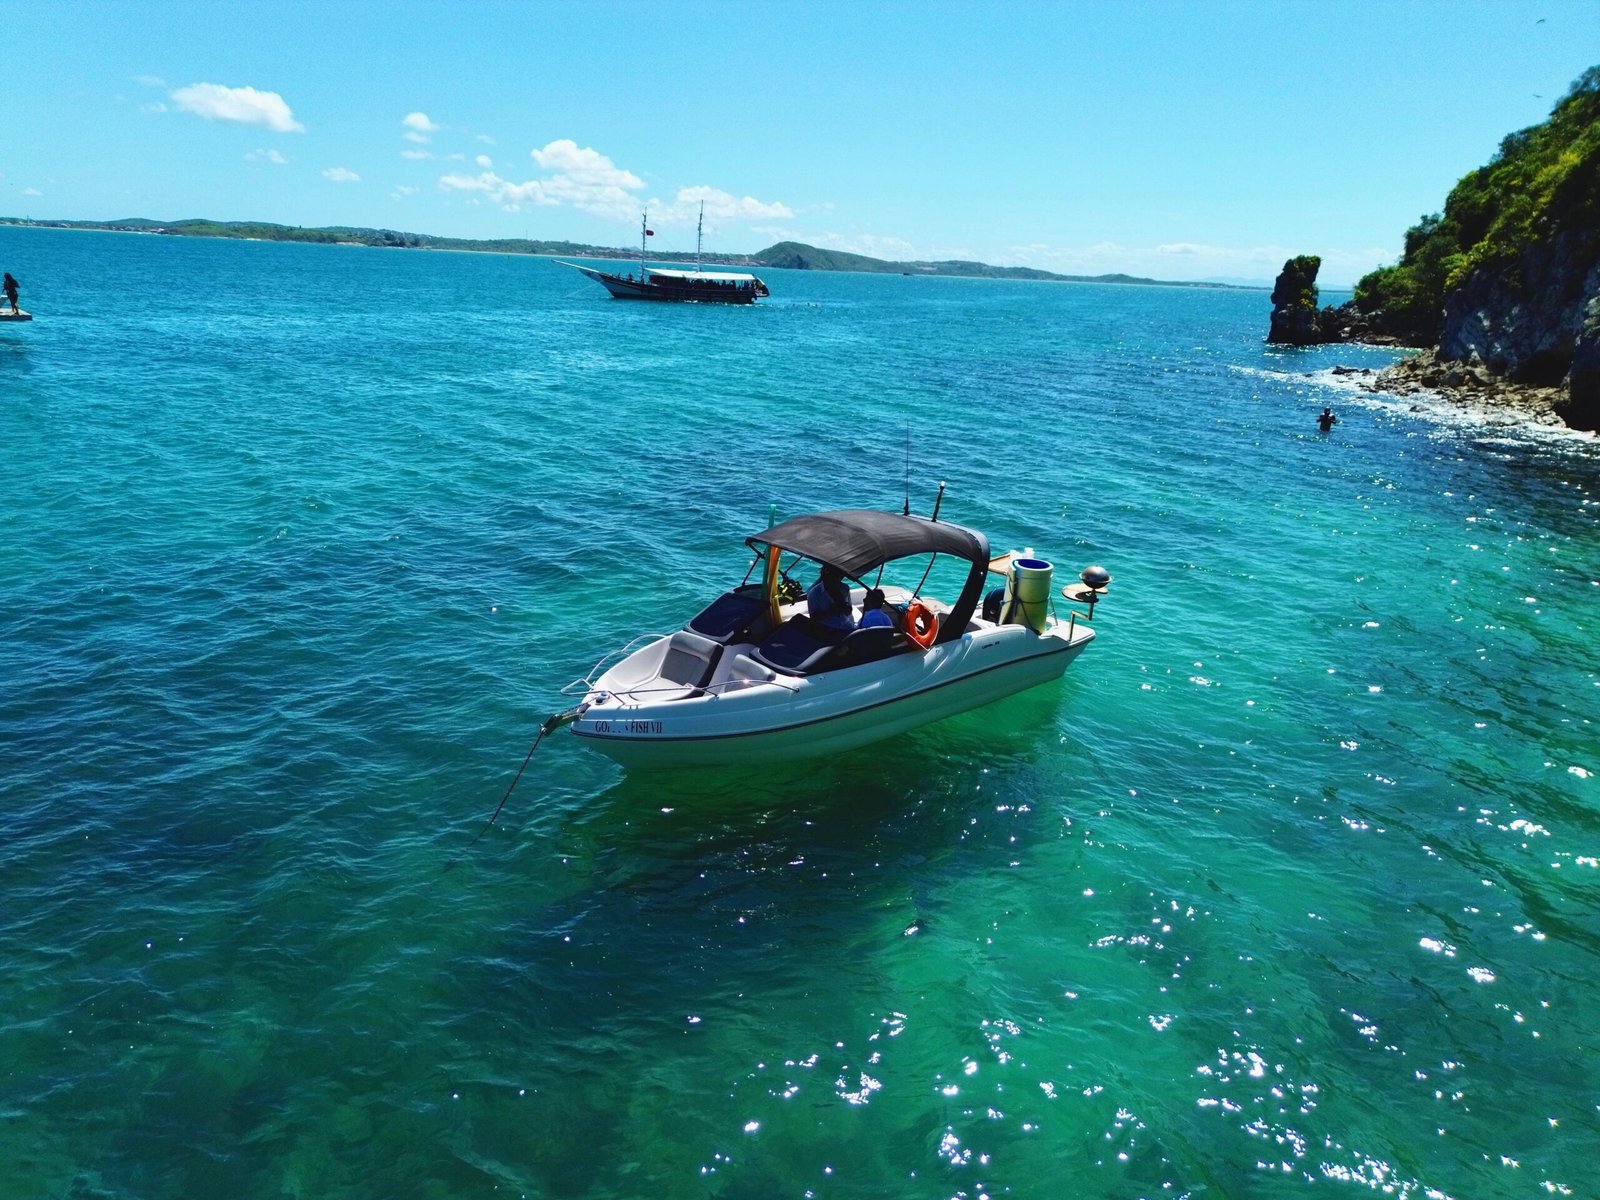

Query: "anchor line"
<box><xmin>463</xmin><ymin>706</ymin><xmax>585</xmax><ymax>849</ymax></box>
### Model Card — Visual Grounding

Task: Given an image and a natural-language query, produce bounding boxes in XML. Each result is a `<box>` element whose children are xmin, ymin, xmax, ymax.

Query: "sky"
<box><xmin>4</xmin><ymin>1</ymin><xmax>1597</xmax><ymax>285</ymax></box>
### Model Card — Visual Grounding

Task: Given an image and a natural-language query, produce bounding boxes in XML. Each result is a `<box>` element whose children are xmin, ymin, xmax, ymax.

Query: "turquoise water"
<box><xmin>2</xmin><ymin>226</ymin><xmax>1596</xmax><ymax>1200</ymax></box>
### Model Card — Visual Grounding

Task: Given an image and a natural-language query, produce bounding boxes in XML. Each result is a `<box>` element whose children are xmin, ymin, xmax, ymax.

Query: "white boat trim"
<box><xmin>643</xmin><ymin>267</ymin><xmax>762</xmax><ymax>284</ymax></box>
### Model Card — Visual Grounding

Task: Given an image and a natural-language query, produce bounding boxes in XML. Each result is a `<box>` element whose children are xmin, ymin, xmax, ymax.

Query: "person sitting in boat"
<box><xmin>2</xmin><ymin>272</ymin><xmax>17</xmax><ymax>314</ymax></box>
<box><xmin>859</xmin><ymin>588</ymin><xmax>897</xmax><ymax>630</ymax></box>
<box><xmin>807</xmin><ymin>563</ymin><xmax>856</xmax><ymax>634</ymax></box>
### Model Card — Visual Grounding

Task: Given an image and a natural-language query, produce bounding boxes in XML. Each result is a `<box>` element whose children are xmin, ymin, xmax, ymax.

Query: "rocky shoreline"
<box><xmin>1336</xmin><ymin>348</ymin><xmax>1577</xmax><ymax>431</ymax></box>
<box><xmin>1267</xmin><ymin>256</ymin><xmax>1596</xmax><ymax>433</ymax></box>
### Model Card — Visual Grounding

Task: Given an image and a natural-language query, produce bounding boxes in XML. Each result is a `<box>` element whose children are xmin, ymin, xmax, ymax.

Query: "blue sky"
<box><xmin>5</xmin><ymin>1</ymin><xmax>1596</xmax><ymax>284</ymax></box>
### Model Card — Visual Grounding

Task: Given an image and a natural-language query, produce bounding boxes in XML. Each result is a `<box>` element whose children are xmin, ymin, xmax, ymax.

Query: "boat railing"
<box><xmin>561</xmin><ymin>632</ymin><xmax>672</xmax><ymax>697</ymax></box>
<box><xmin>563</xmin><ymin>631</ymin><xmax>795</xmax><ymax>705</ymax></box>
<box><xmin>578</xmin><ymin>674</ymin><xmax>787</xmax><ymax>706</ymax></box>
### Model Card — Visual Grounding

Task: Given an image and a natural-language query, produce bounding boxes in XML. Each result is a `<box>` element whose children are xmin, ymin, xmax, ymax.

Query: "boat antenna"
<box><xmin>931</xmin><ymin>480</ymin><xmax>947</xmax><ymax>522</ymax></box>
<box><xmin>640</xmin><ymin>210</ymin><xmax>649</xmax><ymax>277</ymax></box>
<box><xmin>903</xmin><ymin>424</ymin><xmax>911</xmax><ymax>515</ymax></box>
<box><xmin>696</xmin><ymin>201</ymin><xmax>704</xmax><ymax>275</ymax></box>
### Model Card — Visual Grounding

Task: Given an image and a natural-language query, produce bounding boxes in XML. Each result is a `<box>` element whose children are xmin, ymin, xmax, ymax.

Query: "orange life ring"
<box><xmin>905</xmin><ymin>600</ymin><xmax>939</xmax><ymax>650</ymax></box>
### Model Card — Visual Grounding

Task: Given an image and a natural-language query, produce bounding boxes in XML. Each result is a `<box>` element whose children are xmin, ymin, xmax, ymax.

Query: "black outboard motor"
<box><xmin>982</xmin><ymin>588</ymin><xmax>1005</xmax><ymax>623</ymax></box>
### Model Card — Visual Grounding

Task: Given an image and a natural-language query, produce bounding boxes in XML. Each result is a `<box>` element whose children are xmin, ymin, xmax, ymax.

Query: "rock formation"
<box><xmin>1266</xmin><ymin>257</ymin><xmax>1405</xmax><ymax>347</ymax></box>
<box><xmin>1267</xmin><ymin>256</ymin><xmax>1323</xmax><ymax>345</ymax></box>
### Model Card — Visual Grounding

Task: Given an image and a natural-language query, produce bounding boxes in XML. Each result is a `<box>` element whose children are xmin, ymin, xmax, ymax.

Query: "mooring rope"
<box><xmin>454</xmin><ymin>707</ymin><xmax>584</xmax><ymax>859</ymax></box>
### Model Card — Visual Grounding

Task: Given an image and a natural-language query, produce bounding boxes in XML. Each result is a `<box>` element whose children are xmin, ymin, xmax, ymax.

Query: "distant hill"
<box><xmin>0</xmin><ymin>217</ymin><xmax>1247</xmax><ymax>290</ymax></box>
<box><xmin>749</xmin><ymin>240</ymin><xmax>1238</xmax><ymax>287</ymax></box>
<box><xmin>1</xmin><ymin>216</ymin><xmax>635</xmax><ymax>259</ymax></box>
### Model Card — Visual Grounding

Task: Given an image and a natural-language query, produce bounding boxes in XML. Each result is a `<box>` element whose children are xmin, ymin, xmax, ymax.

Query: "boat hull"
<box><xmin>571</xmin><ymin>264</ymin><xmax>765</xmax><ymax>305</ymax></box>
<box><xmin>571</xmin><ymin>623</ymin><xmax>1093</xmax><ymax>768</ymax></box>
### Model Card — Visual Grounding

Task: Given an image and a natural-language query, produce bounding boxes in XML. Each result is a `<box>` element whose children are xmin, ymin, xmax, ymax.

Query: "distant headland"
<box><xmin>1266</xmin><ymin>64</ymin><xmax>1600</xmax><ymax>433</ymax></box>
<box><xmin>0</xmin><ymin>216</ymin><xmax>1246</xmax><ymax>291</ymax></box>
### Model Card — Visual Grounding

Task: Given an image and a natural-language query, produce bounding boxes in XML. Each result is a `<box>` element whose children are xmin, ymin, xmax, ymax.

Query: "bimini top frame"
<box><xmin>747</xmin><ymin>509</ymin><xmax>990</xmax><ymax>646</ymax></box>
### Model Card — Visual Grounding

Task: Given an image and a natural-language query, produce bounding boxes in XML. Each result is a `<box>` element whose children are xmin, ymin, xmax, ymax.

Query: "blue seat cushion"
<box><xmin>687</xmin><ymin>585</ymin><xmax>769</xmax><ymax>645</ymax></box>
<box><xmin>751</xmin><ymin>615</ymin><xmax>847</xmax><ymax>674</ymax></box>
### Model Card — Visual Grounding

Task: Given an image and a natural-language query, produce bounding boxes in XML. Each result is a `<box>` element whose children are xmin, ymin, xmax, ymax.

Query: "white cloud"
<box><xmin>392</xmin><ymin>185</ymin><xmax>419</xmax><ymax>200</ymax></box>
<box><xmin>475</xmin><ymin>133</ymin><xmax>496</xmax><ymax>145</ymax></box>
<box><xmin>649</xmin><ymin>185</ymin><xmax>794</xmax><ymax>226</ymax></box>
<box><xmin>439</xmin><ymin>138</ymin><xmax>644</xmax><ymax>217</ymax></box>
<box><xmin>438</xmin><ymin>170</ymin><xmax>553</xmax><ymax>209</ymax></box>
<box><xmin>530</xmin><ymin>139</ymin><xmax>642</xmax><ymax>182</ymax></box>
<box><xmin>401</xmin><ymin>149</ymin><xmax>433</xmax><ymax>160</ymax></box>
<box><xmin>171</xmin><ymin>82</ymin><xmax>304</xmax><ymax>132</ymax></box>
<box><xmin>246</xmin><ymin>148</ymin><xmax>288</xmax><ymax>165</ymax></box>
<box><xmin>322</xmin><ymin>167</ymin><xmax>361</xmax><ymax>183</ymax></box>
<box><xmin>439</xmin><ymin>140</ymin><xmax>791</xmax><ymax>227</ymax></box>
<box><xmin>402</xmin><ymin>113</ymin><xmax>440</xmax><ymax>145</ymax></box>
<box><xmin>134</xmin><ymin>74</ymin><xmax>167</xmax><ymax>88</ymax></box>
<box><xmin>23</xmin><ymin>187</ymin><xmax>43</xmax><ymax>197</ymax></box>
<box><xmin>141</xmin><ymin>102</ymin><xmax>168</xmax><ymax>114</ymax></box>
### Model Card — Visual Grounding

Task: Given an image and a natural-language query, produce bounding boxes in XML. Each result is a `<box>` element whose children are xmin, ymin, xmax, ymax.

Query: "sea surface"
<box><xmin>2</xmin><ymin>225</ymin><xmax>1596</xmax><ymax>1200</ymax></box>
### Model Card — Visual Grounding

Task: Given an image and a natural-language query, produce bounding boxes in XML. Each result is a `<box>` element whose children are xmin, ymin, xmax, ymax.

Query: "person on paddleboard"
<box><xmin>2</xmin><ymin>273</ymin><xmax>18</xmax><ymax>314</ymax></box>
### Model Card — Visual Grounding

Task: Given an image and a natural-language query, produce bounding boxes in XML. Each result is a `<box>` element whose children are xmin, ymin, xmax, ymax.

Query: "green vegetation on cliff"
<box><xmin>1272</xmin><ymin>255</ymin><xmax>1321</xmax><ymax>314</ymax></box>
<box><xmin>1354</xmin><ymin>66</ymin><xmax>1600</xmax><ymax>343</ymax></box>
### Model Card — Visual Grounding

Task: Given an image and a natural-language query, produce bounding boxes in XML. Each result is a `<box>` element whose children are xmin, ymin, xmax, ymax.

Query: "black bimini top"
<box><xmin>749</xmin><ymin>509</ymin><xmax>991</xmax><ymax>645</ymax></box>
<box><xmin>750</xmin><ymin>509</ymin><xmax>989</xmax><ymax>575</ymax></box>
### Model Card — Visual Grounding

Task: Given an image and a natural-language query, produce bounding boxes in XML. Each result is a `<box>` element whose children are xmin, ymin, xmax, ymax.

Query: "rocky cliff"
<box><xmin>1436</xmin><ymin>230</ymin><xmax>1600</xmax><ymax>429</ymax></box>
<box><xmin>1271</xmin><ymin>67</ymin><xmax>1600</xmax><ymax>431</ymax></box>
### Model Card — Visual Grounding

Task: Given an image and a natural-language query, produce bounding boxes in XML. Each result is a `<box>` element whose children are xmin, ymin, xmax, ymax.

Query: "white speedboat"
<box><xmin>560</xmin><ymin>506</ymin><xmax>1110</xmax><ymax>768</ymax></box>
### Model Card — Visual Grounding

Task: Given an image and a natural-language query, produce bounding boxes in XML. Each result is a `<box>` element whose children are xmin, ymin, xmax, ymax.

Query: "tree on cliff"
<box><xmin>1352</xmin><ymin>65</ymin><xmax>1600</xmax><ymax>348</ymax></box>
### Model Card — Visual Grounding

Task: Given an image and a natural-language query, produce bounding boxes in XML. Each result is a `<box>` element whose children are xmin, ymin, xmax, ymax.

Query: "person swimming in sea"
<box><xmin>1317</xmin><ymin>406</ymin><xmax>1337</xmax><ymax>432</ymax></box>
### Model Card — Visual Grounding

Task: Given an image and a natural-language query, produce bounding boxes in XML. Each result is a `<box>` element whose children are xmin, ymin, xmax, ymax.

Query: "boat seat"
<box><xmin>750</xmin><ymin>615</ymin><xmax>849</xmax><ymax>676</ymax></box>
<box><xmin>687</xmin><ymin>585</ymin><xmax>772</xmax><ymax>645</ymax></box>
<box><xmin>813</xmin><ymin>626</ymin><xmax>912</xmax><ymax>673</ymax></box>
<box><xmin>654</xmin><ymin>628</ymin><xmax>723</xmax><ymax>698</ymax></box>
